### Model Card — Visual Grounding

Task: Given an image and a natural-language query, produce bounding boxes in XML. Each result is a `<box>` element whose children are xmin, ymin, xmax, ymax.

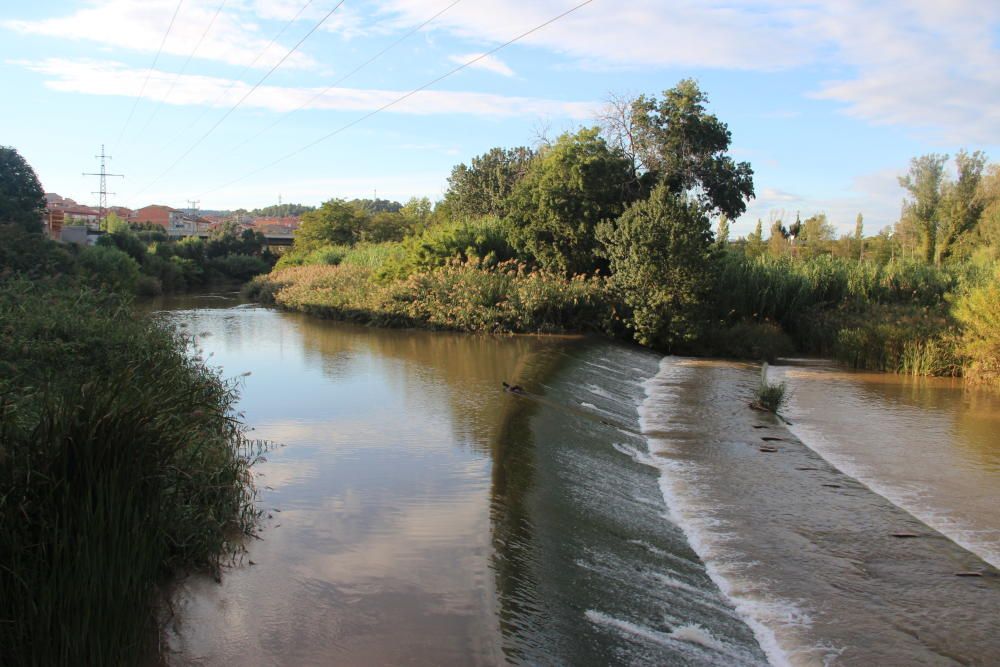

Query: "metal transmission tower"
<box><xmin>82</xmin><ymin>145</ymin><xmax>124</xmax><ymax>226</ymax></box>
<box><xmin>187</xmin><ymin>199</ymin><xmax>201</xmax><ymax>212</ymax></box>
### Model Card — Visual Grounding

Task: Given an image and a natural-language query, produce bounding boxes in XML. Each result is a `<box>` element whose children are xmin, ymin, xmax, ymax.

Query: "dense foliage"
<box><xmin>598</xmin><ymin>185</ymin><xmax>714</xmax><ymax>347</ymax></box>
<box><xmin>0</xmin><ymin>146</ymin><xmax>46</xmax><ymax>233</ymax></box>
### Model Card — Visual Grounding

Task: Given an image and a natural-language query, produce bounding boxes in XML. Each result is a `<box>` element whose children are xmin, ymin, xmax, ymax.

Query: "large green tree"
<box><xmin>630</xmin><ymin>80</ymin><xmax>754</xmax><ymax>218</ymax></box>
<box><xmin>596</xmin><ymin>184</ymin><xmax>714</xmax><ymax>349</ymax></box>
<box><xmin>0</xmin><ymin>146</ymin><xmax>46</xmax><ymax>234</ymax></box>
<box><xmin>936</xmin><ymin>150</ymin><xmax>986</xmax><ymax>263</ymax></box>
<box><xmin>505</xmin><ymin>129</ymin><xmax>632</xmax><ymax>275</ymax></box>
<box><xmin>295</xmin><ymin>199</ymin><xmax>370</xmax><ymax>249</ymax></box>
<box><xmin>898</xmin><ymin>153</ymin><xmax>948</xmax><ymax>263</ymax></box>
<box><xmin>444</xmin><ymin>146</ymin><xmax>535</xmax><ymax>219</ymax></box>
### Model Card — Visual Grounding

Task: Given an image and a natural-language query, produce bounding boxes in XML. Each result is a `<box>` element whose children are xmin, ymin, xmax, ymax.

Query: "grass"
<box><xmin>247</xmin><ymin>259</ymin><xmax>613</xmax><ymax>334</ymax></box>
<box><xmin>0</xmin><ymin>278</ymin><xmax>261</xmax><ymax>666</ymax></box>
<box><xmin>751</xmin><ymin>363</ymin><xmax>788</xmax><ymax>414</ymax></box>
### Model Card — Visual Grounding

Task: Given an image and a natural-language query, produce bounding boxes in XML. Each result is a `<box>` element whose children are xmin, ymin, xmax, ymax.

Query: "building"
<box><xmin>130</xmin><ymin>204</ymin><xmax>213</xmax><ymax>238</ymax></box>
<box><xmin>44</xmin><ymin>193</ymin><xmax>100</xmax><ymax>227</ymax></box>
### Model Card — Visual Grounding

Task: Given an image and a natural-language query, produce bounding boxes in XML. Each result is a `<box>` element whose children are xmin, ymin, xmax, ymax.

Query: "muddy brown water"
<box><xmin>155</xmin><ymin>295</ymin><xmax>999</xmax><ymax>666</ymax></box>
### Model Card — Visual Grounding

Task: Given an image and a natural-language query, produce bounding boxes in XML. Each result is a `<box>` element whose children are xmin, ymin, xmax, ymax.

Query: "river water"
<box><xmin>156</xmin><ymin>295</ymin><xmax>999</xmax><ymax>666</ymax></box>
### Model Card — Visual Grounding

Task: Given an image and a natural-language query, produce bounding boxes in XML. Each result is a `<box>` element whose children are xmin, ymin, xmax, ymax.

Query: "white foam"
<box><xmin>586</xmin><ymin>610</ymin><xmax>761</xmax><ymax>664</ymax></box>
<box><xmin>636</xmin><ymin>356</ymin><xmax>800</xmax><ymax>667</ymax></box>
<box><xmin>585</xmin><ymin>610</ymin><xmax>680</xmax><ymax>649</ymax></box>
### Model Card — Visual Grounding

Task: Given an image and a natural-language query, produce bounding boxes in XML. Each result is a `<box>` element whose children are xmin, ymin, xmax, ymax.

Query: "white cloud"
<box><xmin>372</xmin><ymin>0</ymin><xmax>1000</xmax><ymax>142</ymax></box>
<box><xmin>447</xmin><ymin>52</ymin><xmax>514</xmax><ymax>77</ymax></box>
<box><xmin>13</xmin><ymin>57</ymin><xmax>597</xmax><ymax>118</ymax></box>
<box><xmin>2</xmin><ymin>0</ymin><xmax>317</xmax><ymax>70</ymax></box>
<box><xmin>808</xmin><ymin>1</ymin><xmax>1000</xmax><ymax>143</ymax></box>
<box><xmin>373</xmin><ymin>0</ymin><xmax>806</xmax><ymax>71</ymax></box>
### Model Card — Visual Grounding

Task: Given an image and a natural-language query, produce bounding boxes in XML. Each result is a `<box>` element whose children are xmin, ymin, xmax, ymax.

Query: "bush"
<box><xmin>953</xmin><ymin>266</ymin><xmax>1000</xmax><ymax>384</ymax></box>
<box><xmin>751</xmin><ymin>363</ymin><xmax>788</xmax><ymax>413</ymax></box>
<box><xmin>209</xmin><ymin>253</ymin><xmax>270</xmax><ymax>281</ymax></box>
<box><xmin>377</xmin><ymin>216</ymin><xmax>514</xmax><ymax>280</ymax></box>
<box><xmin>78</xmin><ymin>244</ymin><xmax>141</xmax><ymax>293</ymax></box>
<box><xmin>597</xmin><ymin>186</ymin><xmax>714</xmax><ymax>350</ymax></box>
<box><xmin>0</xmin><ymin>224</ymin><xmax>77</xmax><ymax>279</ymax></box>
<box><xmin>0</xmin><ymin>279</ymin><xmax>259</xmax><ymax>666</ymax></box>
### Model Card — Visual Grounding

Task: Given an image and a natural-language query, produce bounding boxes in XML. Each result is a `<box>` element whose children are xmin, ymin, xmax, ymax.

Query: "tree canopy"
<box><xmin>296</xmin><ymin>199</ymin><xmax>370</xmax><ymax>249</ymax></box>
<box><xmin>444</xmin><ymin>146</ymin><xmax>535</xmax><ymax>219</ymax></box>
<box><xmin>597</xmin><ymin>184</ymin><xmax>714</xmax><ymax>349</ymax></box>
<box><xmin>0</xmin><ymin>146</ymin><xmax>46</xmax><ymax>234</ymax></box>
<box><xmin>504</xmin><ymin>128</ymin><xmax>632</xmax><ymax>275</ymax></box>
<box><xmin>629</xmin><ymin>80</ymin><xmax>754</xmax><ymax>218</ymax></box>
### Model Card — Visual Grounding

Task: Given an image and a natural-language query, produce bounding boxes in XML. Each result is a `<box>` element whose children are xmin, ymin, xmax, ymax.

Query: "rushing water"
<box><xmin>156</xmin><ymin>295</ymin><xmax>999</xmax><ymax>666</ymax></box>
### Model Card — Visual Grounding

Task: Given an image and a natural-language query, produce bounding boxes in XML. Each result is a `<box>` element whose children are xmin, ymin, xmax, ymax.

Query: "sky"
<box><xmin>2</xmin><ymin>0</ymin><xmax>999</xmax><ymax>235</ymax></box>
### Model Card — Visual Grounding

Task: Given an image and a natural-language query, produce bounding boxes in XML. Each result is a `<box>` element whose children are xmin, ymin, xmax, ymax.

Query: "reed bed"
<box><xmin>0</xmin><ymin>279</ymin><xmax>261</xmax><ymax>666</ymax></box>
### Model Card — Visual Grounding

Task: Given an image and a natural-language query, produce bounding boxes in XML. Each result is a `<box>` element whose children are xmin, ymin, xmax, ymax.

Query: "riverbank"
<box><xmin>247</xmin><ymin>254</ymin><xmax>1000</xmax><ymax>390</ymax></box>
<box><xmin>0</xmin><ymin>279</ymin><xmax>260</xmax><ymax>666</ymax></box>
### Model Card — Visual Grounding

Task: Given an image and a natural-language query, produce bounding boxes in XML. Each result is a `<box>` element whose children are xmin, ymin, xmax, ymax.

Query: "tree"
<box><xmin>716</xmin><ymin>214</ymin><xmax>730</xmax><ymax>247</ymax></box>
<box><xmin>798</xmin><ymin>213</ymin><xmax>835</xmax><ymax>258</ymax></box>
<box><xmin>767</xmin><ymin>219</ymin><xmax>789</xmax><ymax>257</ymax></box>
<box><xmin>0</xmin><ymin>146</ymin><xmax>46</xmax><ymax>233</ymax></box>
<box><xmin>444</xmin><ymin>146</ymin><xmax>535</xmax><ymax>219</ymax></box>
<box><xmin>936</xmin><ymin>150</ymin><xmax>986</xmax><ymax>263</ymax></box>
<box><xmin>295</xmin><ymin>198</ymin><xmax>370</xmax><ymax>249</ymax></box>
<box><xmin>505</xmin><ymin>128</ymin><xmax>633</xmax><ymax>275</ymax></box>
<box><xmin>101</xmin><ymin>211</ymin><xmax>129</xmax><ymax>233</ymax></box>
<box><xmin>597</xmin><ymin>184</ymin><xmax>714</xmax><ymax>349</ymax></box>
<box><xmin>630</xmin><ymin>80</ymin><xmax>754</xmax><ymax>218</ymax></box>
<box><xmin>898</xmin><ymin>153</ymin><xmax>948</xmax><ymax>263</ymax></box>
<box><xmin>745</xmin><ymin>219</ymin><xmax>766</xmax><ymax>258</ymax></box>
<box><xmin>854</xmin><ymin>213</ymin><xmax>864</xmax><ymax>260</ymax></box>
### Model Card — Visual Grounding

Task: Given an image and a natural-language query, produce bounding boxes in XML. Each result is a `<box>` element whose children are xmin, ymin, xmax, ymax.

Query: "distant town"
<box><xmin>43</xmin><ymin>192</ymin><xmax>301</xmax><ymax>245</ymax></box>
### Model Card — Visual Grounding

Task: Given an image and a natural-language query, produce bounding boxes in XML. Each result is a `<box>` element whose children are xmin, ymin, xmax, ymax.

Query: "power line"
<box><xmin>113</xmin><ymin>0</ymin><xmax>186</xmax><ymax>153</ymax></box>
<box><xmin>149</xmin><ymin>0</ymin><xmax>317</xmax><ymax>161</ymax></box>
<box><xmin>198</xmin><ymin>0</ymin><xmax>596</xmax><ymax>200</ymax></box>
<box><xmin>134</xmin><ymin>0</ymin><xmax>230</xmax><ymax>141</ymax></box>
<box><xmin>229</xmin><ymin>0</ymin><xmax>464</xmax><ymax>153</ymax></box>
<box><xmin>83</xmin><ymin>145</ymin><xmax>125</xmax><ymax>225</ymax></box>
<box><xmin>132</xmin><ymin>0</ymin><xmax>347</xmax><ymax>199</ymax></box>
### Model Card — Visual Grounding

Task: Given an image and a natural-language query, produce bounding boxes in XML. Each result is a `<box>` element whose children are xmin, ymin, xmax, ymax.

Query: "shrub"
<box><xmin>377</xmin><ymin>216</ymin><xmax>514</xmax><ymax>280</ymax></box>
<box><xmin>78</xmin><ymin>244</ymin><xmax>141</xmax><ymax>293</ymax></box>
<box><xmin>751</xmin><ymin>363</ymin><xmax>788</xmax><ymax>413</ymax></box>
<box><xmin>209</xmin><ymin>253</ymin><xmax>270</xmax><ymax>281</ymax></box>
<box><xmin>952</xmin><ymin>265</ymin><xmax>1000</xmax><ymax>384</ymax></box>
<box><xmin>0</xmin><ymin>223</ymin><xmax>77</xmax><ymax>279</ymax></box>
<box><xmin>597</xmin><ymin>186</ymin><xmax>714</xmax><ymax>350</ymax></box>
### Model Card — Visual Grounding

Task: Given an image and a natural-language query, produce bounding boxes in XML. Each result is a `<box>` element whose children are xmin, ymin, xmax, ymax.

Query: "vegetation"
<box><xmin>243</xmin><ymin>79</ymin><xmax>1000</xmax><ymax>389</ymax></box>
<box><xmin>0</xmin><ymin>146</ymin><xmax>46</xmax><ymax>233</ymax></box>
<box><xmin>751</xmin><ymin>363</ymin><xmax>788</xmax><ymax>413</ymax></box>
<box><xmin>0</xmin><ymin>152</ymin><xmax>261</xmax><ymax>666</ymax></box>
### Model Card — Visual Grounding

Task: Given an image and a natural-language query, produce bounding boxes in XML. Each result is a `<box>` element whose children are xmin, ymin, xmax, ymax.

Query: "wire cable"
<box><xmin>149</xmin><ymin>0</ymin><xmax>316</xmax><ymax>160</ymax></box>
<box><xmin>113</xmin><ymin>0</ymin><xmax>185</xmax><ymax>153</ymax></box>
<box><xmin>197</xmin><ymin>0</ymin><xmax>595</xmax><ymax>200</ymax></box>
<box><xmin>132</xmin><ymin>0</ymin><xmax>347</xmax><ymax>198</ymax></box>
<box><xmin>229</xmin><ymin>0</ymin><xmax>464</xmax><ymax>154</ymax></box>
<box><xmin>134</xmin><ymin>0</ymin><xmax>229</xmax><ymax>140</ymax></box>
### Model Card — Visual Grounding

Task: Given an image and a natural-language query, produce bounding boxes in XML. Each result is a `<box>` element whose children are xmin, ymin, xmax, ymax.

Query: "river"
<box><xmin>155</xmin><ymin>294</ymin><xmax>1000</xmax><ymax>666</ymax></box>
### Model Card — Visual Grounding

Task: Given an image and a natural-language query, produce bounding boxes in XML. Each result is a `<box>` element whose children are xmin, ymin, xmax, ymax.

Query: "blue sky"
<box><xmin>2</xmin><ymin>0</ymin><xmax>999</xmax><ymax>235</ymax></box>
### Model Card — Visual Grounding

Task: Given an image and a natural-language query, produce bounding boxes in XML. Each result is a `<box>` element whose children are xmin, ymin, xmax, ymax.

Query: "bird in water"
<box><xmin>502</xmin><ymin>381</ymin><xmax>525</xmax><ymax>394</ymax></box>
